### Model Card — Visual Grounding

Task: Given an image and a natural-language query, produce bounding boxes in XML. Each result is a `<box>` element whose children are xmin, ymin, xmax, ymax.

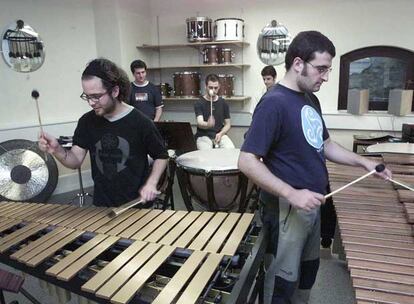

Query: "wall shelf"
<box><xmin>163</xmin><ymin>96</ymin><xmax>251</xmax><ymax>102</ymax></box>
<box><xmin>137</xmin><ymin>40</ymin><xmax>249</xmax><ymax>50</ymax></box>
<box><xmin>148</xmin><ymin>63</ymin><xmax>250</xmax><ymax>70</ymax></box>
<box><xmin>137</xmin><ymin>36</ymin><xmax>250</xmax><ymax>100</ymax></box>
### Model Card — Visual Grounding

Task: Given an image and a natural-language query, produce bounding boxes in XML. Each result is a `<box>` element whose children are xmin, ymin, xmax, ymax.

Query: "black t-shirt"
<box><xmin>73</xmin><ymin>107</ymin><xmax>168</xmax><ymax>207</ymax></box>
<box><xmin>194</xmin><ymin>96</ymin><xmax>230</xmax><ymax>139</ymax></box>
<box><xmin>129</xmin><ymin>82</ymin><xmax>163</xmax><ymax>120</ymax></box>
<box><xmin>242</xmin><ymin>84</ymin><xmax>330</xmax><ymax>194</ymax></box>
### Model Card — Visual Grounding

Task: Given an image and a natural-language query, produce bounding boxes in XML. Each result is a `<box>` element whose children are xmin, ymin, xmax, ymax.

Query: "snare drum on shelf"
<box><xmin>175</xmin><ymin>148</ymin><xmax>253</xmax><ymax>212</ymax></box>
<box><xmin>173</xmin><ymin>72</ymin><xmax>201</xmax><ymax>97</ymax></box>
<box><xmin>186</xmin><ymin>17</ymin><xmax>213</xmax><ymax>42</ymax></box>
<box><xmin>202</xmin><ymin>45</ymin><xmax>220</xmax><ymax>64</ymax></box>
<box><xmin>217</xmin><ymin>74</ymin><xmax>234</xmax><ymax>97</ymax></box>
<box><xmin>218</xmin><ymin>48</ymin><xmax>235</xmax><ymax>64</ymax></box>
<box><xmin>214</xmin><ymin>18</ymin><xmax>244</xmax><ymax>41</ymax></box>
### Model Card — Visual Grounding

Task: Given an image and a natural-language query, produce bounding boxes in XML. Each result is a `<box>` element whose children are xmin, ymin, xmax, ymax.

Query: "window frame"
<box><xmin>338</xmin><ymin>46</ymin><xmax>414</xmax><ymax>112</ymax></box>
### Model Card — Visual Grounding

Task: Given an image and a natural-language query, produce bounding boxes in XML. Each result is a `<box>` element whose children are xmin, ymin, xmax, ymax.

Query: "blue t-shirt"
<box><xmin>129</xmin><ymin>82</ymin><xmax>163</xmax><ymax>120</ymax></box>
<box><xmin>241</xmin><ymin>84</ymin><xmax>329</xmax><ymax>194</ymax></box>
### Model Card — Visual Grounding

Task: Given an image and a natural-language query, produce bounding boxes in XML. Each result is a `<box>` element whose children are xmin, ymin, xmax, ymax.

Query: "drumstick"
<box><xmin>325</xmin><ymin>164</ymin><xmax>385</xmax><ymax>199</ymax></box>
<box><xmin>208</xmin><ymin>89</ymin><xmax>218</xmax><ymax>147</ymax></box>
<box><xmin>32</xmin><ymin>89</ymin><xmax>48</xmax><ymax>160</ymax></box>
<box><xmin>108</xmin><ymin>197</ymin><xmax>145</xmax><ymax>217</ymax></box>
<box><xmin>387</xmin><ymin>177</ymin><xmax>414</xmax><ymax>192</ymax></box>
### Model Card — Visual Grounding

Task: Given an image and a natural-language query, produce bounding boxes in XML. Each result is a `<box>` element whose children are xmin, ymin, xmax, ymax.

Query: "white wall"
<box><xmin>0</xmin><ymin>0</ymin><xmax>151</xmax><ymax>194</ymax></box>
<box><xmin>0</xmin><ymin>0</ymin><xmax>96</xmax><ymax>132</ymax></box>
<box><xmin>147</xmin><ymin>0</ymin><xmax>414</xmax><ymax>131</ymax></box>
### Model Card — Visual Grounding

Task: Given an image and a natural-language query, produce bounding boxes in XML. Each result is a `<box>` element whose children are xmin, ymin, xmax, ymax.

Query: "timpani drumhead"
<box><xmin>0</xmin><ymin>139</ymin><xmax>58</xmax><ymax>202</ymax></box>
<box><xmin>366</xmin><ymin>143</ymin><xmax>414</xmax><ymax>154</ymax></box>
<box><xmin>176</xmin><ymin>148</ymin><xmax>239</xmax><ymax>173</ymax></box>
<box><xmin>176</xmin><ymin>149</ymin><xmax>246</xmax><ymax>211</ymax></box>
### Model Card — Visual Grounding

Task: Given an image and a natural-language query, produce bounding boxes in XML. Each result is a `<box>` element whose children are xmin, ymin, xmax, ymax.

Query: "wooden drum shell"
<box><xmin>173</xmin><ymin>72</ymin><xmax>201</xmax><ymax>98</ymax></box>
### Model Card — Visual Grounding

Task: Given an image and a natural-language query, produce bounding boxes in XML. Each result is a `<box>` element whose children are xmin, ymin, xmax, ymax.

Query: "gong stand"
<box><xmin>58</xmin><ymin>136</ymin><xmax>93</xmax><ymax>207</ymax></box>
<box><xmin>72</xmin><ymin>166</ymin><xmax>93</xmax><ymax>207</ymax></box>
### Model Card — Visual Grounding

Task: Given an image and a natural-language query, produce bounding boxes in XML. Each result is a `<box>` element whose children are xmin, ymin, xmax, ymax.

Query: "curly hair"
<box><xmin>82</xmin><ymin>58</ymin><xmax>131</xmax><ymax>103</ymax></box>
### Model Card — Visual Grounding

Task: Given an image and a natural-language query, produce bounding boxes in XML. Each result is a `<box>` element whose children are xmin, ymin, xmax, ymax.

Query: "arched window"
<box><xmin>338</xmin><ymin>46</ymin><xmax>414</xmax><ymax>111</ymax></box>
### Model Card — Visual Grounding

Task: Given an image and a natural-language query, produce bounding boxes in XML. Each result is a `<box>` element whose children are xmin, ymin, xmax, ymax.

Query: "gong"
<box><xmin>0</xmin><ymin>139</ymin><xmax>58</xmax><ymax>202</ymax></box>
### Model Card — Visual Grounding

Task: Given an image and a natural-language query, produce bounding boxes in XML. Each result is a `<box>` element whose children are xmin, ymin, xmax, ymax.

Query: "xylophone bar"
<box><xmin>0</xmin><ymin>202</ymin><xmax>261</xmax><ymax>304</ymax></box>
<box><xmin>1</xmin><ymin>205</ymin><xmax>255</xmax><ymax>258</ymax></box>
<box><xmin>46</xmin><ymin>234</ymin><xmax>120</xmax><ymax>281</ymax></box>
<box><xmin>151</xmin><ymin>250</ymin><xmax>208</xmax><ymax>304</ymax></box>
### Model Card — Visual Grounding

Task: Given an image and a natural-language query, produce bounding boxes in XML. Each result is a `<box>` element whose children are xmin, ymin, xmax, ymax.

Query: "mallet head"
<box><xmin>375</xmin><ymin>164</ymin><xmax>385</xmax><ymax>173</ymax></box>
<box><xmin>31</xmin><ymin>90</ymin><xmax>40</xmax><ymax>99</ymax></box>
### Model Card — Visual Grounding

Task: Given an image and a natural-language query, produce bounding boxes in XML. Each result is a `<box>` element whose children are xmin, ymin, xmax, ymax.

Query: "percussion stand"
<box><xmin>176</xmin><ymin>166</ymin><xmax>195</xmax><ymax>211</ymax></box>
<box><xmin>162</xmin><ymin>159</ymin><xmax>176</xmax><ymax>210</ymax></box>
<box><xmin>71</xmin><ymin>166</ymin><xmax>93</xmax><ymax>207</ymax></box>
<box><xmin>0</xmin><ymin>269</ymin><xmax>41</xmax><ymax>304</ymax></box>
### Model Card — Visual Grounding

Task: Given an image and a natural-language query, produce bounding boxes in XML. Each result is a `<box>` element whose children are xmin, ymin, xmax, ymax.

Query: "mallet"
<box><xmin>387</xmin><ymin>177</ymin><xmax>414</xmax><ymax>192</ymax></box>
<box><xmin>208</xmin><ymin>89</ymin><xmax>219</xmax><ymax>148</ymax></box>
<box><xmin>209</xmin><ymin>89</ymin><xmax>214</xmax><ymax>118</ymax></box>
<box><xmin>31</xmin><ymin>90</ymin><xmax>43</xmax><ymax>132</ymax></box>
<box><xmin>325</xmin><ymin>164</ymin><xmax>386</xmax><ymax>199</ymax></box>
<box><xmin>108</xmin><ymin>197</ymin><xmax>145</xmax><ymax>218</ymax></box>
<box><xmin>32</xmin><ymin>89</ymin><xmax>47</xmax><ymax>160</ymax></box>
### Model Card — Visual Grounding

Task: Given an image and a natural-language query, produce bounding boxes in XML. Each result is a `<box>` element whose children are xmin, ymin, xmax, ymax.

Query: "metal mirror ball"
<box><xmin>1</xmin><ymin>19</ymin><xmax>45</xmax><ymax>73</ymax></box>
<box><xmin>257</xmin><ymin>20</ymin><xmax>291</xmax><ymax>66</ymax></box>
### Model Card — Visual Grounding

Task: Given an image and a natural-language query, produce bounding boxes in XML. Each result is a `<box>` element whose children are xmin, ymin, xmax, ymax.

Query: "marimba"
<box><xmin>0</xmin><ymin>203</ymin><xmax>266</xmax><ymax>304</ymax></box>
<box><xmin>327</xmin><ymin>155</ymin><xmax>414</xmax><ymax>304</ymax></box>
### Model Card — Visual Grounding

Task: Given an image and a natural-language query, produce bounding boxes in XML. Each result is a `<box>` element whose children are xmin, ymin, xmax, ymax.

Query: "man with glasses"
<box><xmin>239</xmin><ymin>31</ymin><xmax>391</xmax><ymax>303</ymax></box>
<box><xmin>38</xmin><ymin>58</ymin><xmax>168</xmax><ymax>207</ymax></box>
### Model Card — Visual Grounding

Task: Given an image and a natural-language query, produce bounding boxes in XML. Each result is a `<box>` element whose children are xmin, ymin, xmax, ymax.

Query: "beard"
<box><xmin>94</xmin><ymin>96</ymin><xmax>118</xmax><ymax>116</ymax></box>
<box><xmin>298</xmin><ymin>65</ymin><xmax>321</xmax><ymax>93</ymax></box>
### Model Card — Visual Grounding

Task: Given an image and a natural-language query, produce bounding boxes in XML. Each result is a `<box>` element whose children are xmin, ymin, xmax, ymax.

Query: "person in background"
<box><xmin>194</xmin><ymin>74</ymin><xmax>235</xmax><ymax>150</ymax></box>
<box><xmin>261</xmin><ymin>65</ymin><xmax>277</xmax><ymax>91</ymax></box>
<box><xmin>129</xmin><ymin>59</ymin><xmax>163</xmax><ymax>121</ymax></box>
<box><xmin>239</xmin><ymin>31</ymin><xmax>391</xmax><ymax>304</ymax></box>
<box><xmin>39</xmin><ymin>58</ymin><xmax>168</xmax><ymax>207</ymax></box>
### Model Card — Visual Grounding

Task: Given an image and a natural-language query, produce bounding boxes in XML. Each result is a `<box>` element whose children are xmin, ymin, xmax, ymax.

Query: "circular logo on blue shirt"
<box><xmin>301</xmin><ymin>105</ymin><xmax>323</xmax><ymax>149</ymax></box>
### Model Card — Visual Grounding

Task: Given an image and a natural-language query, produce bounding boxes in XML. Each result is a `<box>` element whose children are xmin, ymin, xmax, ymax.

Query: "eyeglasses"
<box><xmin>306</xmin><ymin>61</ymin><xmax>332</xmax><ymax>75</ymax></box>
<box><xmin>80</xmin><ymin>91</ymin><xmax>109</xmax><ymax>102</ymax></box>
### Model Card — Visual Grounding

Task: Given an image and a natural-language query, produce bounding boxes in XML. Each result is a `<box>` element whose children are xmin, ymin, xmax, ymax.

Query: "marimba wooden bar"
<box><xmin>328</xmin><ymin>155</ymin><xmax>414</xmax><ymax>304</ymax></box>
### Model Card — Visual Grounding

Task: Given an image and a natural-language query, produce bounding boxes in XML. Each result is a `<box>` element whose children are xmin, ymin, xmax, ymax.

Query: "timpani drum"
<box><xmin>218</xmin><ymin>48</ymin><xmax>235</xmax><ymax>64</ymax></box>
<box><xmin>202</xmin><ymin>45</ymin><xmax>220</xmax><ymax>64</ymax></box>
<box><xmin>217</xmin><ymin>74</ymin><xmax>234</xmax><ymax>97</ymax></box>
<box><xmin>186</xmin><ymin>17</ymin><xmax>213</xmax><ymax>42</ymax></box>
<box><xmin>173</xmin><ymin>72</ymin><xmax>201</xmax><ymax>97</ymax></box>
<box><xmin>214</xmin><ymin>18</ymin><xmax>244</xmax><ymax>41</ymax></box>
<box><xmin>175</xmin><ymin>148</ymin><xmax>252</xmax><ymax>212</ymax></box>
